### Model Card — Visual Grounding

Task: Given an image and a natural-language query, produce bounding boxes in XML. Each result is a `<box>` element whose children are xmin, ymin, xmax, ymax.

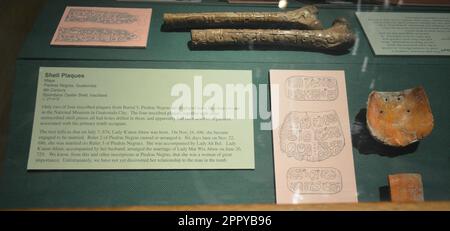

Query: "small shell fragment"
<box><xmin>366</xmin><ymin>86</ymin><xmax>434</xmax><ymax>147</ymax></box>
<box><xmin>388</xmin><ymin>173</ymin><xmax>424</xmax><ymax>202</ymax></box>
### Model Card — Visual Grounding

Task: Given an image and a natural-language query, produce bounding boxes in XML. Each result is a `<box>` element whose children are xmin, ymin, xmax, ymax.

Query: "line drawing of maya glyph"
<box><xmin>286</xmin><ymin>76</ymin><xmax>339</xmax><ymax>101</ymax></box>
<box><xmin>55</xmin><ymin>27</ymin><xmax>138</xmax><ymax>43</ymax></box>
<box><xmin>287</xmin><ymin>167</ymin><xmax>343</xmax><ymax>194</ymax></box>
<box><xmin>279</xmin><ymin>110</ymin><xmax>345</xmax><ymax>162</ymax></box>
<box><xmin>65</xmin><ymin>8</ymin><xmax>139</xmax><ymax>24</ymax></box>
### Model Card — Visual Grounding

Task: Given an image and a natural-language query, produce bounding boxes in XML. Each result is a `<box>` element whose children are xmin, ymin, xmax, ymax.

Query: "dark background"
<box><xmin>0</xmin><ymin>0</ymin><xmax>47</xmax><ymax>167</ymax></box>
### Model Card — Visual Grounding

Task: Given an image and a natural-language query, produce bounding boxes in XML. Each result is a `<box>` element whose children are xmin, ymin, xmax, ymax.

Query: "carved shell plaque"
<box><xmin>366</xmin><ymin>86</ymin><xmax>434</xmax><ymax>147</ymax></box>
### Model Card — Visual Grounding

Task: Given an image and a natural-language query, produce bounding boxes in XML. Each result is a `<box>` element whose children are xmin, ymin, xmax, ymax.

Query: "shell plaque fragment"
<box><xmin>366</xmin><ymin>86</ymin><xmax>434</xmax><ymax>147</ymax></box>
<box><xmin>388</xmin><ymin>173</ymin><xmax>424</xmax><ymax>202</ymax></box>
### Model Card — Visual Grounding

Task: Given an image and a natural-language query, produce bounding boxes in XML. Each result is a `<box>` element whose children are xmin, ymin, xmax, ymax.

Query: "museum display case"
<box><xmin>0</xmin><ymin>0</ymin><xmax>449</xmax><ymax>210</ymax></box>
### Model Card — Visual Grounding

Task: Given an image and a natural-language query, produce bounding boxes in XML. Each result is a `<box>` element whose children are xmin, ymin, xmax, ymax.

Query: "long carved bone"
<box><xmin>190</xmin><ymin>18</ymin><xmax>355</xmax><ymax>51</ymax></box>
<box><xmin>163</xmin><ymin>5</ymin><xmax>323</xmax><ymax>30</ymax></box>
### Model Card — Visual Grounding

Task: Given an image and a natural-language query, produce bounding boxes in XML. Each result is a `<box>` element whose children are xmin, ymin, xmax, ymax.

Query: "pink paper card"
<box><xmin>270</xmin><ymin>70</ymin><xmax>358</xmax><ymax>204</ymax></box>
<box><xmin>51</xmin><ymin>6</ymin><xmax>152</xmax><ymax>48</ymax></box>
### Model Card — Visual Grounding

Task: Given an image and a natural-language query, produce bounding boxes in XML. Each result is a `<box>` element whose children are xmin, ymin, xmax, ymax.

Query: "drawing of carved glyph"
<box><xmin>280</xmin><ymin>110</ymin><xmax>344</xmax><ymax>161</ymax></box>
<box><xmin>287</xmin><ymin>167</ymin><xmax>342</xmax><ymax>194</ymax></box>
<box><xmin>65</xmin><ymin>8</ymin><xmax>138</xmax><ymax>24</ymax></box>
<box><xmin>286</xmin><ymin>76</ymin><xmax>338</xmax><ymax>101</ymax></box>
<box><xmin>55</xmin><ymin>27</ymin><xmax>137</xmax><ymax>43</ymax></box>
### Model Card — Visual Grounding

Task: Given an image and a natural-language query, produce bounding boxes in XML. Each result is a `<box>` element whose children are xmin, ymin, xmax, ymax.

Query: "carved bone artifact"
<box><xmin>366</xmin><ymin>86</ymin><xmax>434</xmax><ymax>147</ymax></box>
<box><xmin>163</xmin><ymin>5</ymin><xmax>323</xmax><ymax>30</ymax></box>
<box><xmin>190</xmin><ymin>18</ymin><xmax>355</xmax><ymax>51</ymax></box>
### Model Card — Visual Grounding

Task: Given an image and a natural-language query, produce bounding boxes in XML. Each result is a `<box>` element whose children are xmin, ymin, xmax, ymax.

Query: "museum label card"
<box><xmin>51</xmin><ymin>7</ymin><xmax>152</xmax><ymax>47</ymax></box>
<box><xmin>356</xmin><ymin>12</ymin><xmax>450</xmax><ymax>56</ymax></box>
<box><xmin>28</xmin><ymin>67</ymin><xmax>254</xmax><ymax>170</ymax></box>
<box><xmin>270</xmin><ymin>70</ymin><xmax>357</xmax><ymax>204</ymax></box>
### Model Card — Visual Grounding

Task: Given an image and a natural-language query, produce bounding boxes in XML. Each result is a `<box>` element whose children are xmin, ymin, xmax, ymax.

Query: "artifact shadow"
<box><xmin>160</xmin><ymin>24</ymin><xmax>190</xmax><ymax>32</ymax></box>
<box><xmin>351</xmin><ymin>108</ymin><xmax>419</xmax><ymax>157</ymax></box>
<box><xmin>187</xmin><ymin>42</ymin><xmax>351</xmax><ymax>55</ymax></box>
<box><xmin>379</xmin><ymin>185</ymin><xmax>391</xmax><ymax>201</ymax></box>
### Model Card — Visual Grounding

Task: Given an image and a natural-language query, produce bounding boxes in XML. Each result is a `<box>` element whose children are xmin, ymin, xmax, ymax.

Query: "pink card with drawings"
<box><xmin>51</xmin><ymin>6</ymin><xmax>152</xmax><ymax>47</ymax></box>
<box><xmin>270</xmin><ymin>70</ymin><xmax>357</xmax><ymax>204</ymax></box>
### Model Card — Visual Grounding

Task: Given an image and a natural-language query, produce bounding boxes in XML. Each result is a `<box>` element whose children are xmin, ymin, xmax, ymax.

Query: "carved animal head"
<box><xmin>290</xmin><ymin>5</ymin><xmax>323</xmax><ymax>30</ymax></box>
<box><xmin>324</xmin><ymin>18</ymin><xmax>356</xmax><ymax>50</ymax></box>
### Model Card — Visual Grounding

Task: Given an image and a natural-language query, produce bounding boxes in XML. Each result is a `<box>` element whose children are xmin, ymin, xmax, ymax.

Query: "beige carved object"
<box><xmin>190</xmin><ymin>18</ymin><xmax>355</xmax><ymax>51</ymax></box>
<box><xmin>366</xmin><ymin>86</ymin><xmax>434</xmax><ymax>147</ymax></box>
<box><xmin>163</xmin><ymin>5</ymin><xmax>323</xmax><ymax>30</ymax></box>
